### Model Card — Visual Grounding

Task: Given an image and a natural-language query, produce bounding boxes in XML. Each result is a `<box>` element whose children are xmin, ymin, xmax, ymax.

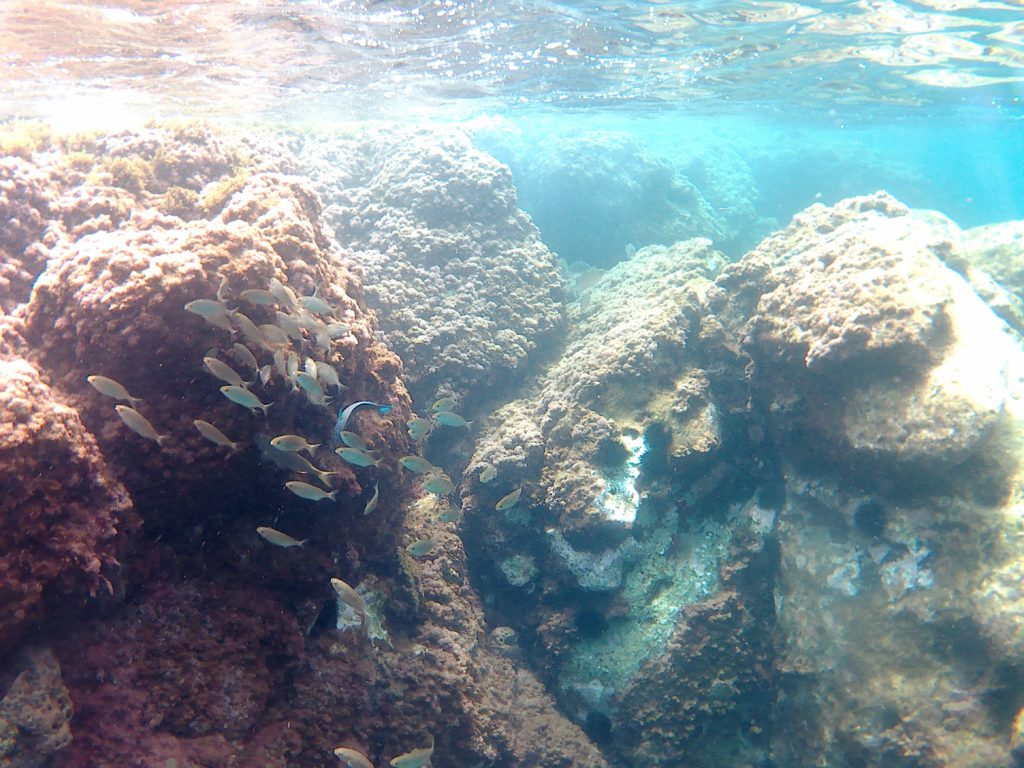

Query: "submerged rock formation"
<box><xmin>0</xmin><ymin>124</ymin><xmax>602</xmax><ymax>768</ymax></box>
<box><xmin>294</xmin><ymin>126</ymin><xmax>568</xmax><ymax>410</ymax></box>
<box><xmin>463</xmin><ymin>190</ymin><xmax>1024</xmax><ymax>767</ymax></box>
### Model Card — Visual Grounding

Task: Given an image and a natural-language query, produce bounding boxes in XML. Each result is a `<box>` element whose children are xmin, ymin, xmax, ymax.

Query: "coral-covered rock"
<box><xmin>22</xmin><ymin>169</ymin><xmax>409</xmax><ymax>536</ymax></box>
<box><xmin>0</xmin><ymin>355</ymin><xmax>130</xmax><ymax>654</ymax></box>
<box><xmin>295</xmin><ymin>127</ymin><xmax>567</xmax><ymax>407</ymax></box>
<box><xmin>0</xmin><ymin>647</ymin><xmax>73</xmax><ymax>768</ymax></box>
<box><xmin>464</xmin><ymin>238</ymin><xmax>725</xmax><ymax>540</ymax></box>
<box><xmin>54</xmin><ymin>581</ymin><xmax>304</xmax><ymax>767</ymax></box>
<box><xmin>0</xmin><ymin>156</ymin><xmax>62</xmax><ymax>311</ymax></box>
<box><xmin>456</xmin><ymin>239</ymin><xmax>774</xmax><ymax>765</ymax></box>
<box><xmin>712</xmin><ymin>191</ymin><xmax>1015</xmax><ymax>483</ymax></box>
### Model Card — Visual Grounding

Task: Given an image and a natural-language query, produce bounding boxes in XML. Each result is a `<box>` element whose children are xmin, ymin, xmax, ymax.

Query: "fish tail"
<box><xmin>299</xmin><ymin>539</ymin><xmax>309</xmax><ymax>547</ymax></box>
<box><xmin>129</xmin><ymin>395</ymin><xmax>145</xmax><ymax>407</ymax></box>
<box><xmin>156</xmin><ymin>434</ymin><xmax>170</xmax><ymax>448</ymax></box>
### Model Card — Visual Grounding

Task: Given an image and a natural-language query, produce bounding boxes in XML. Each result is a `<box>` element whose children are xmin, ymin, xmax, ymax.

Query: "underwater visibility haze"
<box><xmin>1</xmin><ymin>1</ymin><xmax>1024</xmax><ymax>766</ymax></box>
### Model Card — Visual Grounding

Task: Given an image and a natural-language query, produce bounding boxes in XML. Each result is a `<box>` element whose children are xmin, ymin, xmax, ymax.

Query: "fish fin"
<box><xmin>299</xmin><ymin>539</ymin><xmax>310</xmax><ymax>548</ymax></box>
<box><xmin>128</xmin><ymin>395</ymin><xmax>145</xmax><ymax>407</ymax></box>
<box><xmin>156</xmin><ymin>434</ymin><xmax>171</xmax><ymax>448</ymax></box>
<box><xmin>328</xmin><ymin>490</ymin><xmax>338</xmax><ymax>501</ymax></box>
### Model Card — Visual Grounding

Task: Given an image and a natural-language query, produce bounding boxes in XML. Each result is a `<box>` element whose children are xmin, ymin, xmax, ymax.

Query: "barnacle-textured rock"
<box><xmin>464</xmin><ymin>238</ymin><xmax>725</xmax><ymax>539</ymax></box>
<box><xmin>0</xmin><ymin>648</ymin><xmax>73</xmax><ymax>768</ymax></box>
<box><xmin>0</xmin><ymin>355</ymin><xmax>130</xmax><ymax>655</ymax></box>
<box><xmin>457</xmin><ymin>239</ymin><xmax>770</xmax><ymax>765</ymax></box>
<box><xmin>295</xmin><ymin>127</ymin><xmax>567</xmax><ymax>407</ymax></box>
<box><xmin>711</xmin><ymin>191</ymin><xmax>1015</xmax><ymax>484</ymax></box>
<box><xmin>0</xmin><ymin>156</ymin><xmax>62</xmax><ymax>311</ymax></box>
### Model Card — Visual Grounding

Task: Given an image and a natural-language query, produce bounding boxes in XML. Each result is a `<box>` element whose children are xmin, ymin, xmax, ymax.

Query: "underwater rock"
<box><xmin>0</xmin><ymin>647</ymin><xmax>73</xmax><ymax>768</ymax></box>
<box><xmin>1</xmin><ymin>126</ymin><xmax>606</xmax><ymax>768</ymax></box>
<box><xmin>473</xmin><ymin>127</ymin><xmax>758</xmax><ymax>267</ymax></box>
<box><xmin>711</xmin><ymin>191</ymin><xmax>1016</xmax><ymax>484</ymax></box>
<box><xmin>0</xmin><ymin>354</ymin><xmax>130</xmax><ymax>655</ymax></box>
<box><xmin>22</xmin><ymin>166</ymin><xmax>408</xmax><ymax>529</ymax></box>
<box><xmin>294</xmin><ymin>126</ymin><xmax>568</xmax><ymax>408</ymax></box>
<box><xmin>459</xmin><ymin>239</ymin><xmax>763</xmax><ymax>764</ymax></box>
<box><xmin>0</xmin><ymin>156</ymin><xmax>61</xmax><ymax>312</ymax></box>
<box><xmin>772</xmin><ymin>473</ymin><xmax>1024</xmax><ymax>768</ymax></box>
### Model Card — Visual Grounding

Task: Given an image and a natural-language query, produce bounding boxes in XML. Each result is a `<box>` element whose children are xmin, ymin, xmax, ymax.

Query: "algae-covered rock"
<box><xmin>0</xmin><ymin>648</ymin><xmax>73</xmax><ymax>768</ymax></box>
<box><xmin>294</xmin><ymin>126</ymin><xmax>568</xmax><ymax>408</ymax></box>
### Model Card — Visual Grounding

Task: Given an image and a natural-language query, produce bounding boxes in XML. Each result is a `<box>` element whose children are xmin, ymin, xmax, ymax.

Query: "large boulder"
<box><xmin>294</xmin><ymin>127</ymin><xmax>568</xmax><ymax>409</ymax></box>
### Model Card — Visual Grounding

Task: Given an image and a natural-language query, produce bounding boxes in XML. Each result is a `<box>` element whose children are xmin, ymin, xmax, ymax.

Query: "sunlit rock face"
<box><xmin>706</xmin><ymin>192</ymin><xmax>1024</xmax><ymax>768</ymax></box>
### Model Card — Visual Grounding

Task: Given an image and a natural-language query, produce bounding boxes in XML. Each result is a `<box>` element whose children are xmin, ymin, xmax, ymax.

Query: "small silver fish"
<box><xmin>203</xmin><ymin>356</ymin><xmax>248</xmax><ymax>388</ymax></box>
<box><xmin>258</xmin><ymin>364</ymin><xmax>273</xmax><ymax>386</ymax></box>
<box><xmin>193</xmin><ymin>419</ymin><xmax>240</xmax><ymax>450</ymax></box>
<box><xmin>330</xmin><ymin>577</ymin><xmax>366</xmax><ymax>627</ymax></box>
<box><xmin>432</xmin><ymin>397</ymin><xmax>457</xmax><ymax>412</ymax></box>
<box><xmin>339</xmin><ymin>431</ymin><xmax>372</xmax><ymax>453</ymax></box>
<box><xmin>433</xmin><ymin>410</ymin><xmax>473</xmax><ymax>429</ymax></box>
<box><xmin>269</xmin><ymin>277</ymin><xmax>297</xmax><ymax>308</ymax></box>
<box><xmin>299</xmin><ymin>294</ymin><xmax>334</xmax><ymax>315</ymax></box>
<box><xmin>295</xmin><ymin>372</ymin><xmax>324</xmax><ymax>398</ymax></box>
<box><xmin>256</xmin><ymin>526</ymin><xmax>307</xmax><ymax>548</ymax></box>
<box><xmin>315</xmin><ymin>331</ymin><xmax>332</xmax><ymax>353</ymax></box>
<box><xmin>285</xmin><ymin>351</ymin><xmax>299</xmax><ymax>380</ymax></box>
<box><xmin>232</xmin><ymin>311</ymin><xmax>266</xmax><ymax>350</ymax></box>
<box><xmin>478</xmin><ymin>464</ymin><xmax>497</xmax><ymax>483</ymax></box>
<box><xmin>184</xmin><ymin>299</ymin><xmax>228</xmax><ymax>317</ymax></box>
<box><xmin>295</xmin><ymin>311</ymin><xmax>323</xmax><ymax>332</ymax></box>
<box><xmin>336</xmin><ymin>447</ymin><xmax>381</xmax><ymax>468</ymax></box>
<box><xmin>438</xmin><ymin>505</ymin><xmax>460</xmax><ymax>523</ymax></box>
<box><xmin>200</xmin><ymin>311</ymin><xmax>234</xmax><ymax>333</ymax></box>
<box><xmin>115</xmin><ymin>405</ymin><xmax>168</xmax><ymax>447</ymax></box>
<box><xmin>230</xmin><ymin>343</ymin><xmax>259</xmax><ymax>372</ymax></box>
<box><xmin>389</xmin><ymin>737</ymin><xmax>435</xmax><ymax>768</ymax></box>
<box><xmin>496</xmin><ymin>486</ymin><xmax>522</xmax><ymax>511</ymax></box>
<box><xmin>258</xmin><ymin>323</ymin><xmax>290</xmax><ymax>348</ymax></box>
<box><xmin>240</xmin><ymin>288</ymin><xmax>277</xmax><ymax>306</ymax></box>
<box><xmin>285</xmin><ymin>481</ymin><xmax>337</xmax><ymax>502</ymax></box>
<box><xmin>422</xmin><ymin>472</ymin><xmax>455</xmax><ymax>495</ymax></box>
<box><xmin>407</xmin><ymin>417</ymin><xmax>432</xmax><ymax>442</ymax></box>
<box><xmin>303</xmin><ymin>357</ymin><xmax>317</xmax><ymax>380</ymax></box>
<box><xmin>87</xmin><ymin>375</ymin><xmax>143</xmax><ymax>406</ymax></box>
<box><xmin>400</xmin><ymin>456</ymin><xmax>436</xmax><ymax>474</ymax></box>
<box><xmin>219</xmin><ymin>385</ymin><xmax>271</xmax><ymax>416</ymax></box>
<box><xmin>334</xmin><ymin>747</ymin><xmax>373</xmax><ymax>768</ymax></box>
<box><xmin>316</xmin><ymin>361</ymin><xmax>344</xmax><ymax>390</ymax></box>
<box><xmin>276</xmin><ymin>311</ymin><xmax>304</xmax><ymax>342</ymax></box>
<box><xmin>324</xmin><ymin>322</ymin><xmax>351</xmax><ymax>339</ymax></box>
<box><xmin>363</xmin><ymin>482</ymin><xmax>380</xmax><ymax>516</ymax></box>
<box><xmin>406</xmin><ymin>539</ymin><xmax>436</xmax><ymax>558</ymax></box>
<box><xmin>270</xmin><ymin>434</ymin><xmax>321</xmax><ymax>455</ymax></box>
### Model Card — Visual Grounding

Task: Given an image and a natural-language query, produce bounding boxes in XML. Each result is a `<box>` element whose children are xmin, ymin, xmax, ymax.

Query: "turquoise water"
<box><xmin>2</xmin><ymin>2</ymin><xmax>1024</xmax><ymax>768</ymax></box>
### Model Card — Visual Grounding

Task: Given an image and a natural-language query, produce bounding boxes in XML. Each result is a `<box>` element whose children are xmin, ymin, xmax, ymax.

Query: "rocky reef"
<box><xmin>293</xmin><ymin>126</ymin><xmax>568</xmax><ymax>410</ymax></box>
<box><xmin>0</xmin><ymin>123</ymin><xmax>603</xmax><ymax>768</ymax></box>
<box><xmin>4</xmin><ymin>116</ymin><xmax>1024</xmax><ymax>768</ymax></box>
<box><xmin>461</xmin><ymin>190</ymin><xmax>1024</xmax><ymax>767</ymax></box>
